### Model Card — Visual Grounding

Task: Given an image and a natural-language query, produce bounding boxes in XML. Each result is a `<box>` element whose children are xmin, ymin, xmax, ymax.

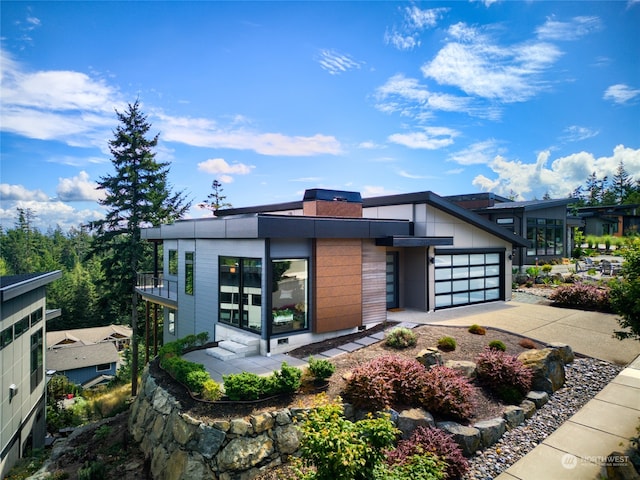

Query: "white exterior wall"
<box><xmin>1</xmin><ymin>289</ymin><xmax>47</xmax><ymax>479</ymax></box>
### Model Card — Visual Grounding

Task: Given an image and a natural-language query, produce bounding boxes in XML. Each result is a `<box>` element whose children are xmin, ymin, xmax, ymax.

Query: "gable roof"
<box><xmin>47</xmin><ymin>325</ymin><xmax>132</xmax><ymax>348</ymax></box>
<box><xmin>46</xmin><ymin>342</ymin><xmax>119</xmax><ymax>372</ymax></box>
<box><xmin>362</xmin><ymin>190</ymin><xmax>529</xmax><ymax>247</ymax></box>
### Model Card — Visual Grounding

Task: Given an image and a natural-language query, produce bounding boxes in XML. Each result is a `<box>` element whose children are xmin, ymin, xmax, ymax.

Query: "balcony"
<box><xmin>136</xmin><ymin>273</ymin><xmax>178</xmax><ymax>308</ymax></box>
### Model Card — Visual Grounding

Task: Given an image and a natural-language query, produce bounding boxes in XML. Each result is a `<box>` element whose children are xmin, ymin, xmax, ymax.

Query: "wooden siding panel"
<box><xmin>314</xmin><ymin>238</ymin><xmax>362</xmax><ymax>333</ymax></box>
<box><xmin>362</xmin><ymin>241</ymin><xmax>387</xmax><ymax>324</ymax></box>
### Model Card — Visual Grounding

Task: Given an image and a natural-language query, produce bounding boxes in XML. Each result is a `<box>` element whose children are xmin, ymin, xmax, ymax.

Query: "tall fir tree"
<box><xmin>199</xmin><ymin>179</ymin><xmax>232</xmax><ymax>214</ymax></box>
<box><xmin>92</xmin><ymin>100</ymin><xmax>191</xmax><ymax>395</ymax></box>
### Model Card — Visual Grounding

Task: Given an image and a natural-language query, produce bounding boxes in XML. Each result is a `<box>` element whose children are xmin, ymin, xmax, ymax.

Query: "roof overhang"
<box><xmin>376</xmin><ymin>236</ymin><xmax>454</xmax><ymax>247</ymax></box>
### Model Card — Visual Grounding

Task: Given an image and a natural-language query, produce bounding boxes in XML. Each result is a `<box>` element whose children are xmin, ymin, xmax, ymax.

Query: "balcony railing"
<box><xmin>136</xmin><ymin>273</ymin><xmax>178</xmax><ymax>301</ymax></box>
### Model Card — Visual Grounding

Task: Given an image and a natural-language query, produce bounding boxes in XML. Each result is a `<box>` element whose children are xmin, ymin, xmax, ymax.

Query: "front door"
<box><xmin>386</xmin><ymin>252</ymin><xmax>399</xmax><ymax>309</ymax></box>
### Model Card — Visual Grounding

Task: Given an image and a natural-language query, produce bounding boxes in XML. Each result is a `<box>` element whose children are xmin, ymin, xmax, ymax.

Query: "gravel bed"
<box><xmin>463</xmin><ymin>357</ymin><xmax>624</xmax><ymax>479</ymax></box>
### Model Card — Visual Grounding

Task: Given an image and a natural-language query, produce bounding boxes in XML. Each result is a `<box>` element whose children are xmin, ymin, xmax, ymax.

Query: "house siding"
<box><xmin>361</xmin><ymin>240</ymin><xmax>387</xmax><ymax>324</ymax></box>
<box><xmin>313</xmin><ymin>239</ymin><xmax>362</xmax><ymax>333</ymax></box>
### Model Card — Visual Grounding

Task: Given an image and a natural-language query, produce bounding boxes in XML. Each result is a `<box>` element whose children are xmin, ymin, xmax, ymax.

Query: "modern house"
<box><xmin>445</xmin><ymin>193</ymin><xmax>577</xmax><ymax>267</ymax></box>
<box><xmin>1</xmin><ymin>271</ymin><xmax>61</xmax><ymax>478</ymax></box>
<box><xmin>575</xmin><ymin>204</ymin><xmax>640</xmax><ymax>237</ymax></box>
<box><xmin>46</xmin><ymin>343</ymin><xmax>119</xmax><ymax>389</ymax></box>
<box><xmin>137</xmin><ymin>189</ymin><xmax>528</xmax><ymax>357</ymax></box>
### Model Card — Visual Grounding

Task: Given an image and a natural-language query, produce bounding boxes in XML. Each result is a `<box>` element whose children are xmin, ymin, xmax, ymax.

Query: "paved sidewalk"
<box><xmin>495</xmin><ymin>354</ymin><xmax>640</xmax><ymax>479</ymax></box>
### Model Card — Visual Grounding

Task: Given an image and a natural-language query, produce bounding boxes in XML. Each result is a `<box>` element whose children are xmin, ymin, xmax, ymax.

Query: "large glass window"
<box><xmin>167</xmin><ymin>308</ymin><xmax>176</xmax><ymax>334</ymax></box>
<box><xmin>219</xmin><ymin>257</ymin><xmax>262</xmax><ymax>332</ymax></box>
<box><xmin>30</xmin><ymin>328</ymin><xmax>43</xmax><ymax>392</ymax></box>
<box><xmin>168</xmin><ymin>250</ymin><xmax>178</xmax><ymax>275</ymax></box>
<box><xmin>272</xmin><ymin>259</ymin><xmax>308</xmax><ymax>334</ymax></box>
<box><xmin>526</xmin><ymin>218</ymin><xmax>564</xmax><ymax>256</ymax></box>
<box><xmin>185</xmin><ymin>252</ymin><xmax>194</xmax><ymax>295</ymax></box>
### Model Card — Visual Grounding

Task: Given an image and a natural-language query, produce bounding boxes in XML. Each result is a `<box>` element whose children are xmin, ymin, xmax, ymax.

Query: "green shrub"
<box><xmin>437</xmin><ymin>336</ymin><xmax>456</xmax><ymax>351</ymax></box>
<box><xmin>202</xmin><ymin>379</ymin><xmax>223</xmax><ymax>401</ymax></box>
<box><xmin>78</xmin><ymin>461</ymin><xmax>105</xmax><ymax>480</ymax></box>
<box><xmin>196</xmin><ymin>331</ymin><xmax>210</xmax><ymax>345</ymax></box>
<box><xmin>295</xmin><ymin>396</ymin><xmax>399</xmax><ymax>480</ymax></box>
<box><xmin>223</xmin><ymin>371</ymin><xmax>267</xmax><ymax>401</ymax></box>
<box><xmin>185</xmin><ymin>370</ymin><xmax>211</xmax><ymax>395</ymax></box>
<box><xmin>385</xmin><ymin>327</ymin><xmax>418</xmax><ymax>349</ymax></box>
<box><xmin>374</xmin><ymin>451</ymin><xmax>447</xmax><ymax>480</ymax></box>
<box><xmin>307</xmin><ymin>357</ymin><xmax>336</xmax><ymax>380</ymax></box>
<box><xmin>468</xmin><ymin>324</ymin><xmax>486</xmax><ymax>335</ymax></box>
<box><xmin>488</xmin><ymin>340</ymin><xmax>507</xmax><ymax>351</ymax></box>
<box><xmin>270</xmin><ymin>362</ymin><xmax>303</xmax><ymax>395</ymax></box>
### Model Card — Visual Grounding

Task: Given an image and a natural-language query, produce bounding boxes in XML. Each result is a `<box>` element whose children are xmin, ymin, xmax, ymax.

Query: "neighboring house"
<box><xmin>445</xmin><ymin>193</ymin><xmax>577</xmax><ymax>267</ymax></box>
<box><xmin>1</xmin><ymin>271</ymin><xmax>61</xmax><ymax>479</ymax></box>
<box><xmin>47</xmin><ymin>324</ymin><xmax>132</xmax><ymax>351</ymax></box>
<box><xmin>137</xmin><ymin>189</ymin><xmax>528</xmax><ymax>357</ymax></box>
<box><xmin>575</xmin><ymin>204</ymin><xmax>640</xmax><ymax>237</ymax></box>
<box><xmin>46</xmin><ymin>343</ymin><xmax>119</xmax><ymax>388</ymax></box>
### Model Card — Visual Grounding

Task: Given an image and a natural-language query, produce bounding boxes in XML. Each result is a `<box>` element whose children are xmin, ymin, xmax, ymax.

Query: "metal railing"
<box><xmin>136</xmin><ymin>273</ymin><xmax>178</xmax><ymax>301</ymax></box>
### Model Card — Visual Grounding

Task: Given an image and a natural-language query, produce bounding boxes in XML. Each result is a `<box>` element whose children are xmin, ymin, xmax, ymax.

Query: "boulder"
<box><xmin>517</xmin><ymin>348</ymin><xmax>566</xmax><ymax>393</ymax></box>
<box><xmin>444</xmin><ymin>360</ymin><xmax>477</xmax><ymax>379</ymax></box>
<box><xmin>416</xmin><ymin>348</ymin><xmax>443</xmax><ymax>368</ymax></box>
<box><xmin>218</xmin><ymin>433</ymin><xmax>274</xmax><ymax>471</ymax></box>
<box><xmin>436</xmin><ymin>421</ymin><xmax>481</xmax><ymax>457</ymax></box>
<box><xmin>397</xmin><ymin>408</ymin><xmax>435</xmax><ymax>439</ymax></box>
<box><xmin>526</xmin><ymin>391</ymin><xmax>549</xmax><ymax>409</ymax></box>
<box><xmin>605</xmin><ymin>451</ymin><xmax>639</xmax><ymax>480</ymax></box>
<box><xmin>547</xmin><ymin>342</ymin><xmax>575</xmax><ymax>364</ymax></box>
<box><xmin>519</xmin><ymin>400</ymin><xmax>537</xmax><ymax>419</ymax></box>
<box><xmin>473</xmin><ymin>417</ymin><xmax>506</xmax><ymax>448</ymax></box>
<box><xmin>503</xmin><ymin>405</ymin><xmax>525</xmax><ymax>429</ymax></box>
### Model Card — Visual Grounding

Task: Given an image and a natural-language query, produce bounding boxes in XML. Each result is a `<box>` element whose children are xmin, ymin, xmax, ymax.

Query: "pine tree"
<box><xmin>92</xmin><ymin>100</ymin><xmax>191</xmax><ymax>395</ymax></box>
<box><xmin>199</xmin><ymin>179</ymin><xmax>232</xmax><ymax>214</ymax></box>
<box><xmin>610</xmin><ymin>161</ymin><xmax>633</xmax><ymax>204</ymax></box>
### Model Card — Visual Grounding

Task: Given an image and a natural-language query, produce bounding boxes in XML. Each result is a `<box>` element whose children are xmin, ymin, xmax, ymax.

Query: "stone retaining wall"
<box><xmin>128</xmin><ymin>368</ymin><xmax>302</xmax><ymax>480</ymax></box>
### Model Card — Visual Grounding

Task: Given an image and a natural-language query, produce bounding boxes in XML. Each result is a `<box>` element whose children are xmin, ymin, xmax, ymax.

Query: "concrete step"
<box><xmin>228</xmin><ymin>335</ymin><xmax>260</xmax><ymax>347</ymax></box>
<box><xmin>218</xmin><ymin>339</ymin><xmax>257</xmax><ymax>355</ymax></box>
<box><xmin>205</xmin><ymin>346</ymin><xmax>237</xmax><ymax>361</ymax></box>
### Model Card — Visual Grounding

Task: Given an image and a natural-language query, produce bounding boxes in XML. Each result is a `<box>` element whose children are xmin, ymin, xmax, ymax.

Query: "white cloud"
<box><xmin>157</xmin><ymin>113</ymin><xmax>342</xmax><ymax>156</ymax></box>
<box><xmin>536</xmin><ymin>16</ymin><xmax>602</xmax><ymax>41</ymax></box>
<box><xmin>561</xmin><ymin>126</ymin><xmax>600</xmax><ymax>143</ymax></box>
<box><xmin>0</xmin><ymin>184</ymin><xmax>49</xmax><ymax>202</ymax></box>
<box><xmin>358</xmin><ymin>141</ymin><xmax>385</xmax><ymax>150</ymax></box>
<box><xmin>449</xmin><ymin>139</ymin><xmax>500</xmax><ymax>165</ymax></box>
<box><xmin>385</xmin><ymin>6</ymin><xmax>448</xmax><ymax>51</ymax></box>
<box><xmin>388</xmin><ymin>127</ymin><xmax>459</xmax><ymax>150</ymax></box>
<box><xmin>317</xmin><ymin>49</ymin><xmax>363</xmax><ymax>75</ymax></box>
<box><xmin>197</xmin><ymin>159</ymin><xmax>253</xmax><ymax>183</ymax></box>
<box><xmin>472</xmin><ymin>145</ymin><xmax>640</xmax><ymax>199</ymax></box>
<box><xmin>604</xmin><ymin>84</ymin><xmax>640</xmax><ymax>105</ymax></box>
<box><xmin>56</xmin><ymin>171</ymin><xmax>103</xmax><ymax>202</ymax></box>
<box><xmin>422</xmin><ymin>37</ymin><xmax>562</xmax><ymax>102</ymax></box>
<box><xmin>398</xmin><ymin>170</ymin><xmax>435</xmax><ymax>179</ymax></box>
<box><xmin>0</xmin><ymin>200</ymin><xmax>104</xmax><ymax>232</ymax></box>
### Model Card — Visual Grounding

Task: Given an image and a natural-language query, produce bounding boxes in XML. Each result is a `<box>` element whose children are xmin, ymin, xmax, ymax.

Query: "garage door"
<box><xmin>434</xmin><ymin>250</ymin><xmax>504</xmax><ymax>309</ymax></box>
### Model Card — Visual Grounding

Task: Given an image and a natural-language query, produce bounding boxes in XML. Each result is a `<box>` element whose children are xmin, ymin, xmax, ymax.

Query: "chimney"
<box><xmin>302</xmin><ymin>189</ymin><xmax>363</xmax><ymax>218</ymax></box>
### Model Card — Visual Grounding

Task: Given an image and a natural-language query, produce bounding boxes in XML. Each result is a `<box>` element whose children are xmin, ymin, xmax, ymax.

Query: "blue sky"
<box><xmin>1</xmin><ymin>1</ymin><xmax>639</xmax><ymax>231</ymax></box>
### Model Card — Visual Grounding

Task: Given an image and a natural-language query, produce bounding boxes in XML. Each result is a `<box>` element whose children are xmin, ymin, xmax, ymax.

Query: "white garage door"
<box><xmin>434</xmin><ymin>250</ymin><xmax>503</xmax><ymax>309</ymax></box>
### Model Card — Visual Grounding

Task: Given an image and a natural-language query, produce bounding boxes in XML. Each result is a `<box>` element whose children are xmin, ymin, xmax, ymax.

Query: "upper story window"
<box><xmin>185</xmin><ymin>252</ymin><xmax>194</xmax><ymax>295</ymax></box>
<box><xmin>168</xmin><ymin>249</ymin><xmax>178</xmax><ymax>275</ymax></box>
<box><xmin>31</xmin><ymin>328</ymin><xmax>43</xmax><ymax>392</ymax></box>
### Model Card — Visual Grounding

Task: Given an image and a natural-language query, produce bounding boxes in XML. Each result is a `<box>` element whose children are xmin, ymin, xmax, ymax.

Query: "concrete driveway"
<box><xmin>387</xmin><ymin>299</ymin><xmax>640</xmax><ymax>365</ymax></box>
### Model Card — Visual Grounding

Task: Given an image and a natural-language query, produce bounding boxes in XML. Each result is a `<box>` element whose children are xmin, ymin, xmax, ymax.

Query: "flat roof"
<box><xmin>1</xmin><ymin>271</ymin><xmax>62</xmax><ymax>303</ymax></box>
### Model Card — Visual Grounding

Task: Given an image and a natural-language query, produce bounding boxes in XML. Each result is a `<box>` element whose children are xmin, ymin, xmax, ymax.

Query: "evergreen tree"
<box><xmin>91</xmin><ymin>100</ymin><xmax>191</xmax><ymax>395</ymax></box>
<box><xmin>199</xmin><ymin>179</ymin><xmax>232</xmax><ymax>214</ymax></box>
<box><xmin>610</xmin><ymin>161</ymin><xmax>633</xmax><ymax>204</ymax></box>
<box><xmin>585</xmin><ymin>171</ymin><xmax>607</xmax><ymax>206</ymax></box>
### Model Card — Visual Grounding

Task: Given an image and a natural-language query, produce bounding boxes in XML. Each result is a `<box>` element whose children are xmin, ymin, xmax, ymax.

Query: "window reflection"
<box><xmin>272</xmin><ymin>259</ymin><xmax>308</xmax><ymax>334</ymax></box>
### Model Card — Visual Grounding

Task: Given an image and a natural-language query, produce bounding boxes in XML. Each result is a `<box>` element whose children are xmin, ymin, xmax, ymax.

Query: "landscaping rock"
<box><xmin>218</xmin><ymin>433</ymin><xmax>274</xmax><ymax>471</ymax></box>
<box><xmin>519</xmin><ymin>399</ymin><xmax>537</xmax><ymax>419</ymax></box>
<box><xmin>517</xmin><ymin>348</ymin><xmax>565</xmax><ymax>393</ymax></box>
<box><xmin>605</xmin><ymin>451</ymin><xmax>640</xmax><ymax>480</ymax></box>
<box><xmin>436</xmin><ymin>421</ymin><xmax>481</xmax><ymax>457</ymax></box>
<box><xmin>473</xmin><ymin>417</ymin><xmax>506</xmax><ymax>448</ymax></box>
<box><xmin>397</xmin><ymin>407</ymin><xmax>435</xmax><ymax>439</ymax></box>
<box><xmin>548</xmin><ymin>342</ymin><xmax>575</xmax><ymax>364</ymax></box>
<box><xmin>526</xmin><ymin>390</ymin><xmax>549</xmax><ymax>409</ymax></box>
<box><xmin>444</xmin><ymin>360</ymin><xmax>477</xmax><ymax>378</ymax></box>
<box><xmin>503</xmin><ymin>405</ymin><xmax>525</xmax><ymax>429</ymax></box>
<box><xmin>416</xmin><ymin>347</ymin><xmax>443</xmax><ymax>368</ymax></box>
